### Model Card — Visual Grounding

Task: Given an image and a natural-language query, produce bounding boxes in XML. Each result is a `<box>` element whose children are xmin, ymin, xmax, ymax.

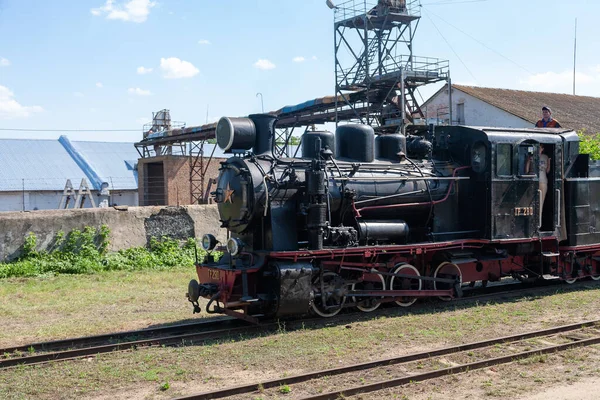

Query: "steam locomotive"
<box><xmin>187</xmin><ymin>114</ymin><xmax>600</xmax><ymax>323</ymax></box>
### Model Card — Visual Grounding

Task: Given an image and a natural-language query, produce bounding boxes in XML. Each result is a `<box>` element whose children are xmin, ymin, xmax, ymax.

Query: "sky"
<box><xmin>0</xmin><ymin>0</ymin><xmax>599</xmax><ymax>142</ymax></box>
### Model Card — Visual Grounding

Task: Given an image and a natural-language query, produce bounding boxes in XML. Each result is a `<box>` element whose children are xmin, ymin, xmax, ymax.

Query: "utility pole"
<box><xmin>573</xmin><ymin>18</ymin><xmax>577</xmax><ymax>95</ymax></box>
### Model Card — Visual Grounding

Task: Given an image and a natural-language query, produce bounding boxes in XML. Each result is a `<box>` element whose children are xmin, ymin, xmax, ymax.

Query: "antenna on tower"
<box><xmin>573</xmin><ymin>18</ymin><xmax>577</xmax><ymax>95</ymax></box>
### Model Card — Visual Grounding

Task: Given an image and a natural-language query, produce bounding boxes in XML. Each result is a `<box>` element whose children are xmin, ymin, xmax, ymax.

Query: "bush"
<box><xmin>578</xmin><ymin>130</ymin><xmax>600</xmax><ymax>161</ymax></box>
<box><xmin>0</xmin><ymin>226</ymin><xmax>205</xmax><ymax>279</ymax></box>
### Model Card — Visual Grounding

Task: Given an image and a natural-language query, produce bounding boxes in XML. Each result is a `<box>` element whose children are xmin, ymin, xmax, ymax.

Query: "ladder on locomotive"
<box><xmin>540</xmin><ymin>237</ymin><xmax>560</xmax><ymax>280</ymax></box>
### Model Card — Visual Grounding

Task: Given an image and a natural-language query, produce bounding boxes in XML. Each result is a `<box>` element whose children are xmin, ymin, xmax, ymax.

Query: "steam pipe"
<box><xmin>353</xmin><ymin>166</ymin><xmax>471</xmax><ymax>218</ymax></box>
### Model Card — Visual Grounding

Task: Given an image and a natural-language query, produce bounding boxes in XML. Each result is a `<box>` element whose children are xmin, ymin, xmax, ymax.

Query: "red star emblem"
<box><xmin>223</xmin><ymin>183</ymin><xmax>235</xmax><ymax>204</ymax></box>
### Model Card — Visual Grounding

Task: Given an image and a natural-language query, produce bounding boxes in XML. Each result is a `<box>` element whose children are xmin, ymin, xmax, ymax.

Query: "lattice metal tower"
<box><xmin>334</xmin><ymin>0</ymin><xmax>450</xmax><ymax>133</ymax></box>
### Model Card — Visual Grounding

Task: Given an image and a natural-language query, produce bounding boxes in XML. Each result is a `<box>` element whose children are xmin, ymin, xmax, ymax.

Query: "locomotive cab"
<box><xmin>435</xmin><ymin>126</ymin><xmax>571</xmax><ymax>241</ymax></box>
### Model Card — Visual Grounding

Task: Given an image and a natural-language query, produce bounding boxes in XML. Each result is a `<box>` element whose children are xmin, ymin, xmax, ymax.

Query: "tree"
<box><xmin>275</xmin><ymin>136</ymin><xmax>301</xmax><ymax>146</ymax></box>
<box><xmin>578</xmin><ymin>130</ymin><xmax>600</xmax><ymax>161</ymax></box>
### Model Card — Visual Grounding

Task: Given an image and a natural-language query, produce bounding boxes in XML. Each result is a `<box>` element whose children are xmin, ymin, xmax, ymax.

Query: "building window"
<box><xmin>496</xmin><ymin>144</ymin><xmax>512</xmax><ymax>176</ymax></box>
<box><xmin>457</xmin><ymin>103</ymin><xmax>465</xmax><ymax>125</ymax></box>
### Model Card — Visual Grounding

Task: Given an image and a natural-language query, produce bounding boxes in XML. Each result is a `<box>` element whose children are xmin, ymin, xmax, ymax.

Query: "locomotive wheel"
<box><xmin>389</xmin><ymin>264</ymin><xmax>422</xmax><ymax>307</ymax></box>
<box><xmin>352</xmin><ymin>274</ymin><xmax>385</xmax><ymax>312</ymax></box>
<box><xmin>563</xmin><ymin>263</ymin><xmax>578</xmax><ymax>284</ymax></box>
<box><xmin>433</xmin><ymin>262</ymin><xmax>462</xmax><ymax>301</ymax></box>
<box><xmin>311</xmin><ymin>271</ymin><xmax>346</xmax><ymax>318</ymax></box>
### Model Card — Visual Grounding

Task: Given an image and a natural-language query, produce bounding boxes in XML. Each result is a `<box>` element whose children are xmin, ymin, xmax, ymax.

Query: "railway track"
<box><xmin>0</xmin><ymin>318</ymin><xmax>257</xmax><ymax>369</ymax></box>
<box><xmin>1</xmin><ymin>278</ymin><xmax>596</xmax><ymax>370</ymax></box>
<box><xmin>174</xmin><ymin>319</ymin><xmax>600</xmax><ymax>400</ymax></box>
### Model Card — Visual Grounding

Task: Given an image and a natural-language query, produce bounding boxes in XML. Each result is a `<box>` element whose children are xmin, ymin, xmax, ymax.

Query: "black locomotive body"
<box><xmin>187</xmin><ymin>114</ymin><xmax>600</xmax><ymax>322</ymax></box>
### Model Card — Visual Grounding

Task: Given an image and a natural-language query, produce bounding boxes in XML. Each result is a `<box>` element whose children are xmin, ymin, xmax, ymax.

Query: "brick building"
<box><xmin>137</xmin><ymin>144</ymin><xmax>228</xmax><ymax>206</ymax></box>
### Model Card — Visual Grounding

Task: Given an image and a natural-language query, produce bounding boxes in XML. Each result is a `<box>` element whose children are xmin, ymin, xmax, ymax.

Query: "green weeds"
<box><xmin>279</xmin><ymin>384</ymin><xmax>292</xmax><ymax>394</ymax></box>
<box><xmin>0</xmin><ymin>227</ymin><xmax>206</xmax><ymax>279</ymax></box>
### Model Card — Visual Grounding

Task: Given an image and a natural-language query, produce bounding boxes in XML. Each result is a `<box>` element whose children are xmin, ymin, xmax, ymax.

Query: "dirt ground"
<box><xmin>518</xmin><ymin>377</ymin><xmax>600</xmax><ymax>400</ymax></box>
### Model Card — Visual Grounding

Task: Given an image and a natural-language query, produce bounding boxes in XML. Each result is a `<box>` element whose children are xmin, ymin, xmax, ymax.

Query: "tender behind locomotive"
<box><xmin>187</xmin><ymin>115</ymin><xmax>600</xmax><ymax>322</ymax></box>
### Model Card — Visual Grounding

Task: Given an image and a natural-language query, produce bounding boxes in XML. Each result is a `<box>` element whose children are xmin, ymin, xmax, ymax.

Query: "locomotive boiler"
<box><xmin>187</xmin><ymin>114</ymin><xmax>600</xmax><ymax>322</ymax></box>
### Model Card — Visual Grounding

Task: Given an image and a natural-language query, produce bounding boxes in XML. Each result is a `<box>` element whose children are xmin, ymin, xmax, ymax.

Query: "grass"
<box><xmin>0</xmin><ymin>272</ymin><xmax>599</xmax><ymax>399</ymax></box>
<box><xmin>0</xmin><ymin>268</ymin><xmax>210</xmax><ymax>346</ymax></box>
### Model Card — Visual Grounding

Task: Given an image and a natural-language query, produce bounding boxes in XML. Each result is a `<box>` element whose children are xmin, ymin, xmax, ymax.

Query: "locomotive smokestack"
<box><xmin>249</xmin><ymin>114</ymin><xmax>277</xmax><ymax>155</ymax></box>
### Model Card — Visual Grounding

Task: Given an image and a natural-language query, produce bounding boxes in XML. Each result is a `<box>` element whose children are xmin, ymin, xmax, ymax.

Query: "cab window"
<box><xmin>496</xmin><ymin>144</ymin><xmax>512</xmax><ymax>176</ymax></box>
<box><xmin>471</xmin><ymin>142</ymin><xmax>487</xmax><ymax>173</ymax></box>
<box><xmin>518</xmin><ymin>143</ymin><xmax>536</xmax><ymax>176</ymax></box>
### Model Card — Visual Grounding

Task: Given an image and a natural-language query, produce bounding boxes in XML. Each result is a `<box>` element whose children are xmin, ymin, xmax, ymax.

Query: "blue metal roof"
<box><xmin>70</xmin><ymin>139</ymin><xmax>139</xmax><ymax>190</ymax></box>
<box><xmin>0</xmin><ymin>137</ymin><xmax>139</xmax><ymax>192</ymax></box>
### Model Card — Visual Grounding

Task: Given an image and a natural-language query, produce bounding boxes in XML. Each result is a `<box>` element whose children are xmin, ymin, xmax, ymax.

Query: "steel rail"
<box><xmin>303</xmin><ymin>335</ymin><xmax>600</xmax><ymax>400</ymax></box>
<box><xmin>0</xmin><ymin>318</ymin><xmax>240</xmax><ymax>356</ymax></box>
<box><xmin>173</xmin><ymin>319</ymin><xmax>600</xmax><ymax>400</ymax></box>
<box><xmin>0</xmin><ymin>321</ymin><xmax>266</xmax><ymax>370</ymax></box>
<box><xmin>0</xmin><ymin>318</ymin><xmax>244</xmax><ymax>356</ymax></box>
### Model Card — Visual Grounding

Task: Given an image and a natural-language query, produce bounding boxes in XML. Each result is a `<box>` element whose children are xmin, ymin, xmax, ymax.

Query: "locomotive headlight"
<box><xmin>201</xmin><ymin>234</ymin><xmax>218</xmax><ymax>251</ymax></box>
<box><xmin>226</xmin><ymin>237</ymin><xmax>243</xmax><ymax>256</ymax></box>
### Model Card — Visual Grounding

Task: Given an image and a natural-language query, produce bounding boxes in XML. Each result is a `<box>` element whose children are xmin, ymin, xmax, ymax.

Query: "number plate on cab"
<box><xmin>514</xmin><ymin>207</ymin><xmax>534</xmax><ymax>216</ymax></box>
<box><xmin>208</xmin><ymin>269</ymin><xmax>220</xmax><ymax>281</ymax></box>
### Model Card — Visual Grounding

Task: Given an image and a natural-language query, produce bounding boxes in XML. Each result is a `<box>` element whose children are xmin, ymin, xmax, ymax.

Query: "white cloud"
<box><xmin>520</xmin><ymin>70</ymin><xmax>594</xmax><ymax>92</ymax></box>
<box><xmin>96</xmin><ymin>82</ymin><xmax>103</xmax><ymax>88</ymax></box>
<box><xmin>160</xmin><ymin>57</ymin><xmax>199</xmax><ymax>79</ymax></box>
<box><xmin>198</xmin><ymin>39</ymin><xmax>211</xmax><ymax>45</ymax></box>
<box><xmin>0</xmin><ymin>85</ymin><xmax>43</xmax><ymax>119</ymax></box>
<box><xmin>254</xmin><ymin>59</ymin><xmax>276</xmax><ymax>70</ymax></box>
<box><xmin>137</xmin><ymin>66</ymin><xmax>153</xmax><ymax>74</ymax></box>
<box><xmin>0</xmin><ymin>58</ymin><xmax>10</xmax><ymax>67</ymax></box>
<box><xmin>74</xmin><ymin>92</ymin><xmax>85</xmax><ymax>98</ymax></box>
<box><xmin>128</xmin><ymin>87</ymin><xmax>152</xmax><ymax>96</ymax></box>
<box><xmin>312</xmin><ymin>55</ymin><xmax>318</xmax><ymax>60</ymax></box>
<box><xmin>91</xmin><ymin>0</ymin><xmax>155</xmax><ymax>23</ymax></box>
<box><xmin>293</xmin><ymin>56</ymin><xmax>305</xmax><ymax>63</ymax></box>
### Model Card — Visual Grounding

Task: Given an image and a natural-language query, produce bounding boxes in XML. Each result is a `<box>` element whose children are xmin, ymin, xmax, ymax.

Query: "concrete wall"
<box><xmin>0</xmin><ymin>204</ymin><xmax>225</xmax><ymax>261</ymax></box>
<box><xmin>0</xmin><ymin>190</ymin><xmax>139</xmax><ymax>212</ymax></box>
<box><xmin>424</xmin><ymin>88</ymin><xmax>532</xmax><ymax>128</ymax></box>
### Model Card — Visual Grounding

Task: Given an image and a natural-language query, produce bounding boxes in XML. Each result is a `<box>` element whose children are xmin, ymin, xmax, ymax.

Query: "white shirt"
<box><xmin>539</xmin><ymin>154</ymin><xmax>549</xmax><ymax>183</ymax></box>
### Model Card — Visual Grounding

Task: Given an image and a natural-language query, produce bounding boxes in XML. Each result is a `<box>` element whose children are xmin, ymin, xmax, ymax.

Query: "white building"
<box><xmin>0</xmin><ymin>136</ymin><xmax>139</xmax><ymax>212</ymax></box>
<box><xmin>422</xmin><ymin>85</ymin><xmax>600</xmax><ymax>133</ymax></box>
